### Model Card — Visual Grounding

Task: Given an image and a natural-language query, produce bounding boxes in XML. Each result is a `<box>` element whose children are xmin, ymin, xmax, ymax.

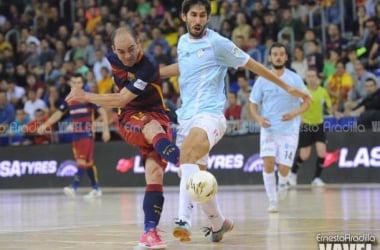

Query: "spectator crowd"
<box><xmin>0</xmin><ymin>0</ymin><xmax>380</xmax><ymax>145</ymax></box>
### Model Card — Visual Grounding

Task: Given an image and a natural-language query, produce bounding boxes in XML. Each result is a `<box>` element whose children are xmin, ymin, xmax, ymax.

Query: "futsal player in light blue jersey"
<box><xmin>160</xmin><ymin>0</ymin><xmax>310</xmax><ymax>243</ymax></box>
<box><xmin>249</xmin><ymin>43</ymin><xmax>311</xmax><ymax>213</ymax></box>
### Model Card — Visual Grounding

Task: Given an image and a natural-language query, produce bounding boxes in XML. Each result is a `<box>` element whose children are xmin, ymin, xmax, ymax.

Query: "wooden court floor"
<box><xmin>0</xmin><ymin>185</ymin><xmax>379</xmax><ymax>250</ymax></box>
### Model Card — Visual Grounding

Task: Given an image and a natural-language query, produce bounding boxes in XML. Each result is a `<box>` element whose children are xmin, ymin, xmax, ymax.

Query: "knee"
<box><xmin>142</xmin><ymin>120</ymin><xmax>165</xmax><ymax>143</ymax></box>
<box><xmin>278</xmin><ymin>165</ymin><xmax>290</xmax><ymax>176</ymax></box>
<box><xmin>299</xmin><ymin>153</ymin><xmax>307</xmax><ymax>161</ymax></box>
<box><xmin>299</xmin><ymin>149</ymin><xmax>310</xmax><ymax>160</ymax></box>
<box><xmin>76</xmin><ymin>159</ymin><xmax>91</xmax><ymax>167</ymax></box>
<box><xmin>263</xmin><ymin>157</ymin><xmax>276</xmax><ymax>173</ymax></box>
<box><xmin>150</xmin><ymin>167</ymin><xmax>164</xmax><ymax>183</ymax></box>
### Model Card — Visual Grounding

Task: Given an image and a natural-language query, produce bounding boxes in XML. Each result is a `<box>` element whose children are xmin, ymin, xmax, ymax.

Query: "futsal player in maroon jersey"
<box><xmin>38</xmin><ymin>73</ymin><xmax>110</xmax><ymax>199</ymax></box>
<box><xmin>65</xmin><ymin>27</ymin><xmax>180</xmax><ymax>249</ymax></box>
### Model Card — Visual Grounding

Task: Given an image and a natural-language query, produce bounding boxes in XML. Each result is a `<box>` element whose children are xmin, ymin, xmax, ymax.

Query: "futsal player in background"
<box><xmin>38</xmin><ymin>73</ymin><xmax>110</xmax><ymax>199</ymax></box>
<box><xmin>249</xmin><ymin>43</ymin><xmax>310</xmax><ymax>212</ymax></box>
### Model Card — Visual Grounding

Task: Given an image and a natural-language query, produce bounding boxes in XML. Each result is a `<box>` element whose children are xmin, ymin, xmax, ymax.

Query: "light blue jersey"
<box><xmin>249</xmin><ymin>69</ymin><xmax>308</xmax><ymax>134</ymax></box>
<box><xmin>177</xmin><ymin>29</ymin><xmax>250</xmax><ymax>120</ymax></box>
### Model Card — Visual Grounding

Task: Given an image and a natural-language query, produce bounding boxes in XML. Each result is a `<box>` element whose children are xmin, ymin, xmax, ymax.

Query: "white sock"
<box><xmin>178</xmin><ymin>163</ymin><xmax>199</xmax><ymax>226</ymax></box>
<box><xmin>263</xmin><ymin>171</ymin><xmax>277</xmax><ymax>202</ymax></box>
<box><xmin>200</xmin><ymin>194</ymin><xmax>224</xmax><ymax>231</ymax></box>
<box><xmin>278</xmin><ymin>171</ymin><xmax>288</xmax><ymax>186</ymax></box>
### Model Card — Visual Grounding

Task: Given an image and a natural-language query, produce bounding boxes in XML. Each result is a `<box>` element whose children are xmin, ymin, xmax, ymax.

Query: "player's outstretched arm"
<box><xmin>159</xmin><ymin>63</ymin><xmax>179</xmax><ymax>78</ymax></box>
<box><xmin>37</xmin><ymin>110</ymin><xmax>64</xmax><ymax>134</ymax></box>
<box><xmin>244</xmin><ymin>58</ymin><xmax>309</xmax><ymax>100</ymax></box>
<box><xmin>65</xmin><ymin>87</ymin><xmax>137</xmax><ymax>108</ymax></box>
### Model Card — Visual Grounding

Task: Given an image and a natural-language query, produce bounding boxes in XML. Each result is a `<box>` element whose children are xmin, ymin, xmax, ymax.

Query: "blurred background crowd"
<box><xmin>0</xmin><ymin>0</ymin><xmax>379</xmax><ymax>146</ymax></box>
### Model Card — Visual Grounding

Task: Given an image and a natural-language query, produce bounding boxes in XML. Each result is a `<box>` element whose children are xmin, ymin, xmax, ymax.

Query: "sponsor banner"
<box><xmin>0</xmin><ymin>132</ymin><xmax>380</xmax><ymax>188</ymax></box>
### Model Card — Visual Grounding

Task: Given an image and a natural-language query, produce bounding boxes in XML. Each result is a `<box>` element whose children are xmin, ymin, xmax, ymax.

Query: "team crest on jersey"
<box><xmin>231</xmin><ymin>47</ymin><xmax>241</xmax><ymax>57</ymax></box>
<box><xmin>197</xmin><ymin>49</ymin><xmax>205</xmax><ymax>58</ymax></box>
<box><xmin>127</xmin><ymin>72</ymin><xmax>136</xmax><ymax>81</ymax></box>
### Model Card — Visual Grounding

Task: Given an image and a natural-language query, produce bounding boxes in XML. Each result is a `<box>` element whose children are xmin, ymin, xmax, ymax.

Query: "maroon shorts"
<box><xmin>72</xmin><ymin>138</ymin><xmax>94</xmax><ymax>167</ymax></box>
<box><xmin>118</xmin><ymin>111</ymin><xmax>171</xmax><ymax>168</ymax></box>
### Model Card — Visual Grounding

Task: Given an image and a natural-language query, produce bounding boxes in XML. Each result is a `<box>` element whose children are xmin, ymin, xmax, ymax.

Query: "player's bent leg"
<box><xmin>139</xmin><ymin>158</ymin><xmax>167</xmax><ymax>249</ymax></box>
<box><xmin>173</xmin><ymin>128</ymin><xmax>209</xmax><ymax>242</ymax></box>
<box><xmin>173</xmin><ymin>163</ymin><xmax>207</xmax><ymax>242</ymax></box>
<box><xmin>142</xmin><ymin>120</ymin><xmax>180</xmax><ymax>165</ymax></box>
<box><xmin>174</xmin><ymin>162</ymin><xmax>198</xmax><ymax>243</ymax></box>
<box><xmin>181</xmin><ymin>129</ymin><xmax>230</xmax><ymax>242</ymax></box>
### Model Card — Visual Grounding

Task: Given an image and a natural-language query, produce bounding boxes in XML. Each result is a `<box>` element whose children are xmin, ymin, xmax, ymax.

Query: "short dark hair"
<box><xmin>268</xmin><ymin>42</ymin><xmax>288</xmax><ymax>55</ymax></box>
<box><xmin>181</xmin><ymin>0</ymin><xmax>211</xmax><ymax>16</ymax></box>
<box><xmin>335</xmin><ymin>59</ymin><xmax>345</xmax><ymax>67</ymax></box>
<box><xmin>309</xmin><ymin>39</ymin><xmax>319</xmax><ymax>46</ymax></box>
<box><xmin>71</xmin><ymin>72</ymin><xmax>85</xmax><ymax>83</ymax></box>
<box><xmin>365</xmin><ymin>78</ymin><xmax>377</xmax><ymax>85</ymax></box>
<box><xmin>306</xmin><ymin>67</ymin><xmax>319</xmax><ymax>78</ymax></box>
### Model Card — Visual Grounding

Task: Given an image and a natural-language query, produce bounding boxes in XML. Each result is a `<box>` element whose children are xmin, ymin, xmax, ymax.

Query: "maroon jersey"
<box><xmin>106</xmin><ymin>50</ymin><xmax>167</xmax><ymax>114</ymax></box>
<box><xmin>59</xmin><ymin>100</ymin><xmax>98</xmax><ymax>141</ymax></box>
<box><xmin>106</xmin><ymin>50</ymin><xmax>171</xmax><ymax>168</ymax></box>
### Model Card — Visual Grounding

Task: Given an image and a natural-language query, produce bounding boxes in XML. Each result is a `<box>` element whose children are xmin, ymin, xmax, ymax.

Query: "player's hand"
<box><xmin>177</xmin><ymin>168</ymin><xmax>182</xmax><ymax>178</ymax></box>
<box><xmin>66</xmin><ymin>124</ymin><xmax>73</xmax><ymax>132</ymax></box>
<box><xmin>102</xmin><ymin>130</ymin><xmax>111</xmax><ymax>142</ymax></box>
<box><xmin>334</xmin><ymin>110</ymin><xmax>344</xmax><ymax>119</ymax></box>
<box><xmin>65</xmin><ymin>88</ymin><xmax>87</xmax><ymax>103</ymax></box>
<box><xmin>282</xmin><ymin>112</ymin><xmax>296</xmax><ymax>121</ymax></box>
<box><xmin>37</xmin><ymin>124</ymin><xmax>48</xmax><ymax>134</ymax></box>
<box><xmin>257</xmin><ymin>116</ymin><xmax>271</xmax><ymax>128</ymax></box>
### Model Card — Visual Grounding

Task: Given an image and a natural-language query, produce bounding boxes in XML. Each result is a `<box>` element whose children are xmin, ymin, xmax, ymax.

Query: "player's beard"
<box><xmin>272</xmin><ymin>62</ymin><xmax>286</xmax><ymax>70</ymax></box>
<box><xmin>187</xmin><ymin>23</ymin><xmax>207</xmax><ymax>39</ymax></box>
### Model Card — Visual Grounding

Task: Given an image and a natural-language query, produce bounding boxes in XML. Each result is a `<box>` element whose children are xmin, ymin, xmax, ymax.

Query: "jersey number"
<box><xmin>284</xmin><ymin>151</ymin><xmax>293</xmax><ymax>161</ymax></box>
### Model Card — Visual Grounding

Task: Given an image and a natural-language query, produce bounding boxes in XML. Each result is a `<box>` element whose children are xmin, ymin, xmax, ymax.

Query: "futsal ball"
<box><xmin>186</xmin><ymin>171</ymin><xmax>218</xmax><ymax>203</ymax></box>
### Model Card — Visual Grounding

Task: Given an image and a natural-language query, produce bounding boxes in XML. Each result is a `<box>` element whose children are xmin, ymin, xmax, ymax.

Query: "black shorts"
<box><xmin>298</xmin><ymin>123</ymin><xmax>326</xmax><ymax>148</ymax></box>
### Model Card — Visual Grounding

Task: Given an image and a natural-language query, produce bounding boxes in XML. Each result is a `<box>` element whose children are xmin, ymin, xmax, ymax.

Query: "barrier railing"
<box><xmin>5</xmin><ymin>29</ymin><xmax>20</xmax><ymax>46</ymax></box>
<box><xmin>308</xmin><ymin>5</ymin><xmax>327</xmax><ymax>50</ymax></box>
<box><xmin>277</xmin><ymin>26</ymin><xmax>295</xmax><ymax>54</ymax></box>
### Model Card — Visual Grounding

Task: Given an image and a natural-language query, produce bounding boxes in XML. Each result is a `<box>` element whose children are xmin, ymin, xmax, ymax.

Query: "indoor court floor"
<box><xmin>0</xmin><ymin>185</ymin><xmax>379</xmax><ymax>250</ymax></box>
